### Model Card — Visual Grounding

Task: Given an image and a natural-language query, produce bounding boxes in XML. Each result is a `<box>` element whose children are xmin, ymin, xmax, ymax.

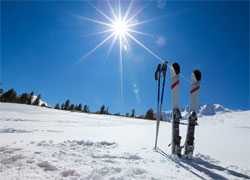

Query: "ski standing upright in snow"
<box><xmin>170</xmin><ymin>62</ymin><xmax>182</xmax><ymax>157</ymax></box>
<box><xmin>154</xmin><ymin>62</ymin><xmax>167</xmax><ymax>149</ymax></box>
<box><xmin>184</xmin><ymin>69</ymin><xmax>202</xmax><ymax>158</ymax></box>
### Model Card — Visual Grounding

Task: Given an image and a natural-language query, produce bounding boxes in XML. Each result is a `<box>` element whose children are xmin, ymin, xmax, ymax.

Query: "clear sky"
<box><xmin>1</xmin><ymin>0</ymin><xmax>249</xmax><ymax>115</ymax></box>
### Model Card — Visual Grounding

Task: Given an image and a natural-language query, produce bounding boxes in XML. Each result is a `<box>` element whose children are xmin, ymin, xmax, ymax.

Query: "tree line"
<box><xmin>0</xmin><ymin>88</ymin><xmax>156</xmax><ymax>120</ymax></box>
<box><xmin>54</xmin><ymin>99</ymin><xmax>91</xmax><ymax>113</ymax></box>
<box><xmin>0</xmin><ymin>88</ymin><xmax>45</xmax><ymax>106</ymax></box>
<box><xmin>54</xmin><ymin>100</ymin><xmax>155</xmax><ymax>120</ymax></box>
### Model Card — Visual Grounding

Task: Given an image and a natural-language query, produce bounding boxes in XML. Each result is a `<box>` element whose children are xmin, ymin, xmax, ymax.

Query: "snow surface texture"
<box><xmin>0</xmin><ymin>103</ymin><xmax>250</xmax><ymax>180</ymax></box>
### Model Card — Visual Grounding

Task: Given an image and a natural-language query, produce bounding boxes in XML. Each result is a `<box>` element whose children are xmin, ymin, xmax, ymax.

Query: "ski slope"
<box><xmin>0</xmin><ymin>103</ymin><xmax>250</xmax><ymax>180</ymax></box>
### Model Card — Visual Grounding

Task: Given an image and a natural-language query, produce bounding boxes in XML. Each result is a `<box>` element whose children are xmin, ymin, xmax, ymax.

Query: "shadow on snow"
<box><xmin>156</xmin><ymin>147</ymin><xmax>250</xmax><ymax>180</ymax></box>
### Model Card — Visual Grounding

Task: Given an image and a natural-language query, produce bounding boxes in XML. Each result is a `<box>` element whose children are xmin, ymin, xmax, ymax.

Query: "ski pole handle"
<box><xmin>155</xmin><ymin>64</ymin><xmax>161</xmax><ymax>81</ymax></box>
<box><xmin>161</xmin><ymin>61</ymin><xmax>168</xmax><ymax>77</ymax></box>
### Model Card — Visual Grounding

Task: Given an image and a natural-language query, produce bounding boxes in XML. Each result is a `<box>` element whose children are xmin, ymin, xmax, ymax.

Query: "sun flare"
<box><xmin>111</xmin><ymin>19</ymin><xmax>129</xmax><ymax>37</ymax></box>
<box><xmin>79</xmin><ymin>1</ymin><xmax>163</xmax><ymax>99</ymax></box>
<box><xmin>79</xmin><ymin>1</ymin><xmax>162</xmax><ymax>61</ymax></box>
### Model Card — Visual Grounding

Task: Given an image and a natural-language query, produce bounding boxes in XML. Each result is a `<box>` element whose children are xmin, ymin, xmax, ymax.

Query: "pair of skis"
<box><xmin>154</xmin><ymin>62</ymin><xmax>167</xmax><ymax>150</ymax></box>
<box><xmin>170</xmin><ymin>63</ymin><xmax>202</xmax><ymax>158</ymax></box>
<box><xmin>154</xmin><ymin>62</ymin><xmax>202</xmax><ymax>159</ymax></box>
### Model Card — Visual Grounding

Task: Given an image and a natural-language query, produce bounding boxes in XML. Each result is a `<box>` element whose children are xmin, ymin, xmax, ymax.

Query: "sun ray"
<box><xmin>119</xmin><ymin>36</ymin><xmax>124</xmax><ymax>101</ymax></box>
<box><xmin>126</xmin><ymin>32</ymin><xmax>163</xmax><ymax>62</ymax></box>
<box><xmin>123</xmin><ymin>0</ymin><xmax>134</xmax><ymax>21</ymax></box>
<box><xmin>127</xmin><ymin>29</ymin><xmax>153</xmax><ymax>37</ymax></box>
<box><xmin>81</xmin><ymin>29</ymin><xmax>113</xmax><ymax>37</ymax></box>
<box><xmin>88</xmin><ymin>2</ymin><xmax>114</xmax><ymax>23</ymax></box>
<box><xmin>122</xmin><ymin>35</ymin><xmax>129</xmax><ymax>50</ymax></box>
<box><xmin>125</xmin><ymin>3</ymin><xmax>149</xmax><ymax>24</ymax></box>
<box><xmin>107</xmin><ymin>0</ymin><xmax>118</xmax><ymax>20</ymax></box>
<box><xmin>118</xmin><ymin>0</ymin><xmax>121</xmax><ymax>20</ymax></box>
<box><xmin>128</xmin><ymin>15</ymin><xmax>168</xmax><ymax>28</ymax></box>
<box><xmin>80</xmin><ymin>32</ymin><xmax>115</xmax><ymax>61</ymax></box>
<box><xmin>76</xmin><ymin>15</ymin><xmax>113</xmax><ymax>27</ymax></box>
<box><xmin>107</xmin><ymin>35</ymin><xmax>118</xmax><ymax>56</ymax></box>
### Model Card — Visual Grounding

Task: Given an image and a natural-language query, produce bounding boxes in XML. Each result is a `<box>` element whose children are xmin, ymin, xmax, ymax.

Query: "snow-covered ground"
<box><xmin>0</xmin><ymin>103</ymin><xmax>250</xmax><ymax>180</ymax></box>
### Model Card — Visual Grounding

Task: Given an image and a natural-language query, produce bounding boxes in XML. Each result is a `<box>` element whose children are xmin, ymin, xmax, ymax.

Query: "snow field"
<box><xmin>0</xmin><ymin>103</ymin><xmax>250</xmax><ymax>179</ymax></box>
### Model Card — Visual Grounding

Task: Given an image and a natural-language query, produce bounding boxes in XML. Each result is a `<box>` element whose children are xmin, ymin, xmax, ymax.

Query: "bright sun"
<box><xmin>79</xmin><ymin>1</ymin><xmax>162</xmax><ymax>62</ymax></box>
<box><xmin>111</xmin><ymin>19</ymin><xmax>129</xmax><ymax>37</ymax></box>
<box><xmin>79</xmin><ymin>0</ymin><xmax>163</xmax><ymax>99</ymax></box>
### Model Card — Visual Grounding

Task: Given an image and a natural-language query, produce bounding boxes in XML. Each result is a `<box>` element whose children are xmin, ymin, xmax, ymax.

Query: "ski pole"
<box><xmin>157</xmin><ymin>62</ymin><xmax>167</xmax><ymax>149</ymax></box>
<box><xmin>154</xmin><ymin>64</ymin><xmax>162</xmax><ymax>149</ymax></box>
<box><xmin>160</xmin><ymin>62</ymin><xmax>167</xmax><ymax>108</ymax></box>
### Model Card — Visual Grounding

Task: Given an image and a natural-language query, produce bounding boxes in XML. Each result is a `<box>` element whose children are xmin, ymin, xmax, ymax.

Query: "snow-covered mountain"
<box><xmin>198</xmin><ymin>104</ymin><xmax>231</xmax><ymax>116</ymax></box>
<box><xmin>162</xmin><ymin>104</ymin><xmax>232</xmax><ymax>121</ymax></box>
<box><xmin>0</xmin><ymin>103</ymin><xmax>249</xmax><ymax>180</ymax></box>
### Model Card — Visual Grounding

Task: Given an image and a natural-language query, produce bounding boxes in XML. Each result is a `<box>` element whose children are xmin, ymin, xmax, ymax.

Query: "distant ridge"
<box><xmin>162</xmin><ymin>104</ymin><xmax>233</xmax><ymax>121</ymax></box>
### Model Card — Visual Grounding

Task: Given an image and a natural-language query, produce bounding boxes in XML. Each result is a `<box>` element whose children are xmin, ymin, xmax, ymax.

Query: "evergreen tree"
<box><xmin>99</xmin><ymin>105</ymin><xmax>105</xmax><ymax>114</ymax></box>
<box><xmin>77</xmin><ymin>104</ymin><xmax>82</xmax><ymax>111</ymax></box>
<box><xmin>0</xmin><ymin>86</ymin><xmax>3</xmax><ymax>96</ymax></box>
<box><xmin>69</xmin><ymin>104</ymin><xmax>75</xmax><ymax>111</ymax></box>
<box><xmin>0</xmin><ymin>88</ymin><xmax>17</xmax><ymax>102</ymax></box>
<box><xmin>55</xmin><ymin>103</ymin><xmax>60</xmax><ymax>109</ymax></box>
<box><xmin>19</xmin><ymin>93</ymin><xmax>29</xmax><ymax>104</ymax></box>
<box><xmin>131</xmin><ymin>109</ymin><xmax>135</xmax><ymax>117</ymax></box>
<box><xmin>64</xmin><ymin>99</ymin><xmax>70</xmax><ymax>110</ymax></box>
<box><xmin>61</xmin><ymin>103</ymin><xmax>65</xmax><ymax>110</ymax></box>
<box><xmin>83</xmin><ymin>105</ymin><xmax>90</xmax><ymax>113</ymax></box>
<box><xmin>145</xmin><ymin>108</ymin><xmax>155</xmax><ymax>120</ymax></box>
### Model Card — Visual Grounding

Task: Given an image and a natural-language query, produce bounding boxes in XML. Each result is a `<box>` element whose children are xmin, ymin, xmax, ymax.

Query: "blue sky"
<box><xmin>1</xmin><ymin>1</ymin><xmax>249</xmax><ymax>114</ymax></box>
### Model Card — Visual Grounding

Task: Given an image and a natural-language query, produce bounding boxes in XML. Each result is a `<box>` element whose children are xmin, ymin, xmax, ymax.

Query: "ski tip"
<box><xmin>193</xmin><ymin>69</ymin><xmax>202</xmax><ymax>81</ymax></box>
<box><xmin>172</xmin><ymin>62</ymin><xmax>180</xmax><ymax>75</ymax></box>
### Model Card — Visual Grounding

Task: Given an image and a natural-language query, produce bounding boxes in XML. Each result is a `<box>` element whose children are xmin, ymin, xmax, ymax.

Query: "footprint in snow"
<box><xmin>37</xmin><ymin>161</ymin><xmax>57</xmax><ymax>171</ymax></box>
<box><xmin>61</xmin><ymin>169</ymin><xmax>80</xmax><ymax>177</ymax></box>
<box><xmin>1</xmin><ymin>154</ymin><xmax>25</xmax><ymax>165</ymax></box>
